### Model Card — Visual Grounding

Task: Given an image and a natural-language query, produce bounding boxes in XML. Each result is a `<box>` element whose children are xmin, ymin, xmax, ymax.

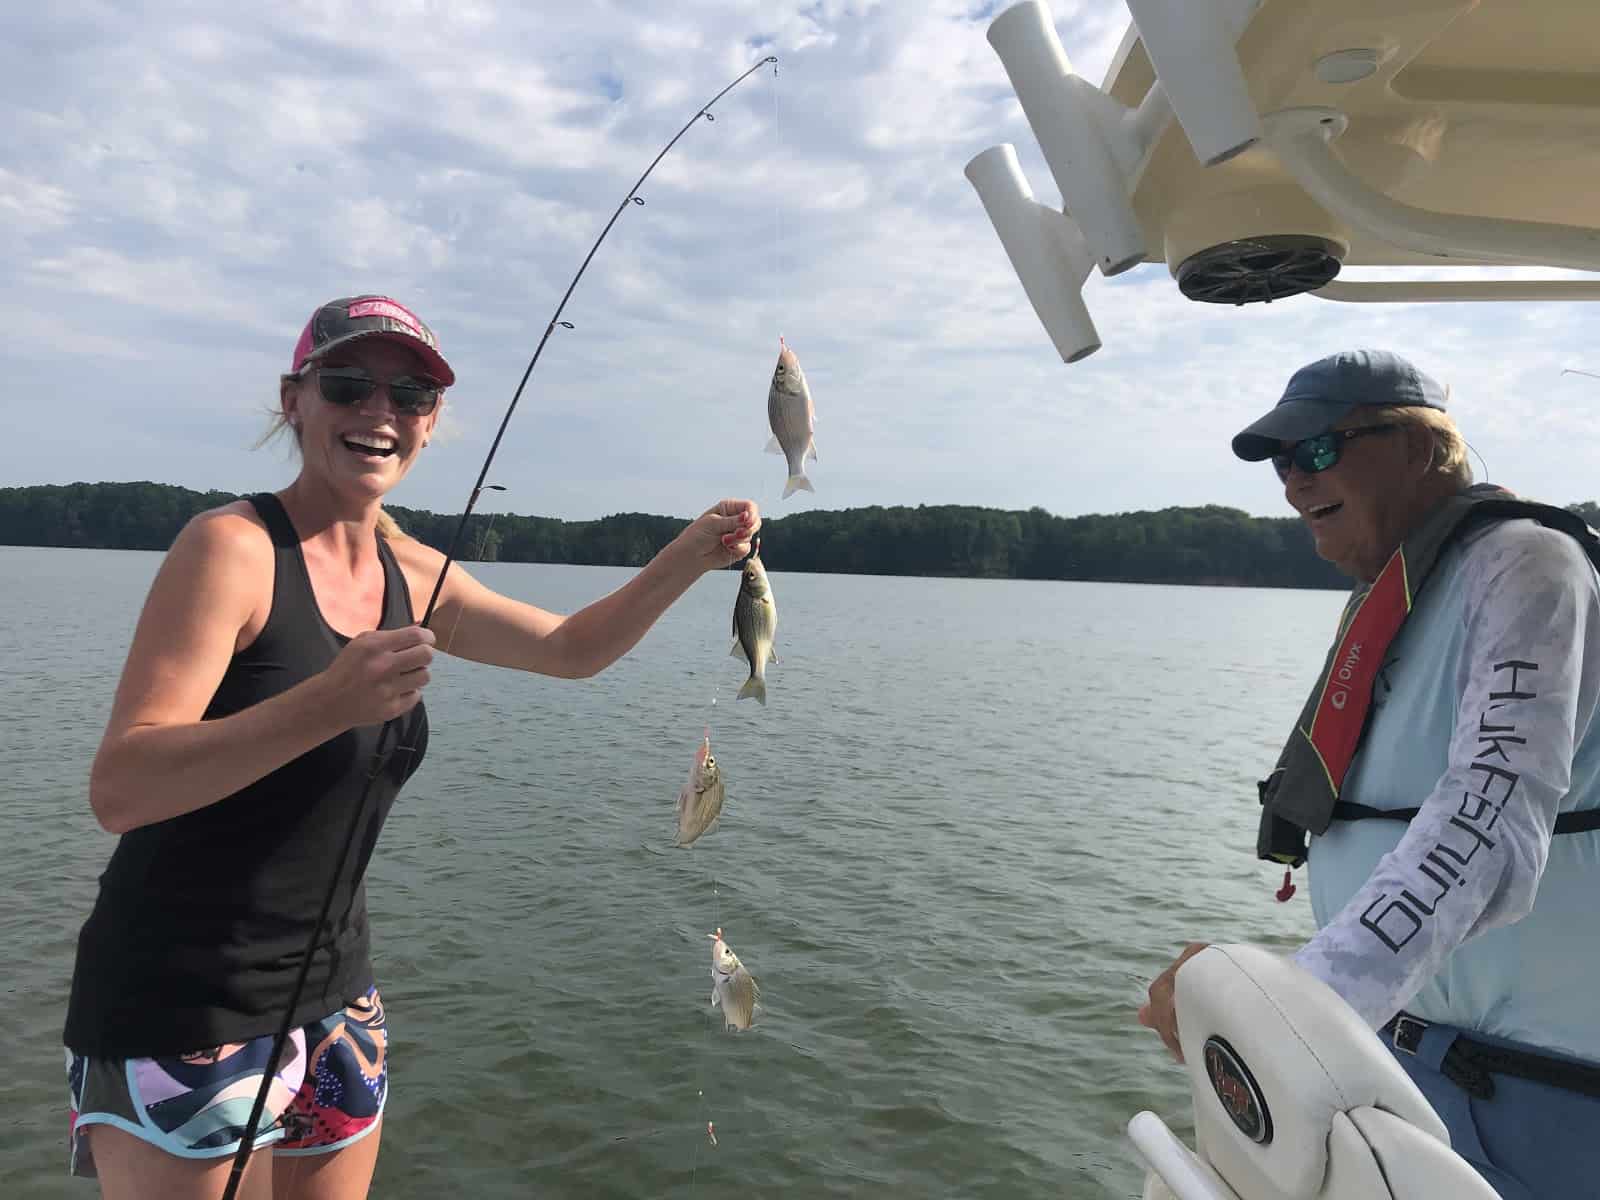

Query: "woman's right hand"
<box><xmin>317</xmin><ymin>625</ymin><xmax>436</xmax><ymax>727</ymax></box>
<box><xmin>92</xmin><ymin>508</ymin><xmax>444</xmax><ymax>834</ymax></box>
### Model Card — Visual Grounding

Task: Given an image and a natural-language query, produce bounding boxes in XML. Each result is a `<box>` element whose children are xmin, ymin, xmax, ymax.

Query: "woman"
<box><xmin>1139</xmin><ymin>350</ymin><xmax>1600</xmax><ymax>1198</ymax></box>
<box><xmin>62</xmin><ymin>295</ymin><xmax>761</xmax><ymax>1198</ymax></box>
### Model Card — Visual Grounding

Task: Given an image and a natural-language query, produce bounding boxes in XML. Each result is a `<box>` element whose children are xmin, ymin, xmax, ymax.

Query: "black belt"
<box><xmin>1388</xmin><ymin>1014</ymin><xmax>1600</xmax><ymax>1102</ymax></box>
<box><xmin>1335</xmin><ymin>801</ymin><xmax>1600</xmax><ymax>834</ymax></box>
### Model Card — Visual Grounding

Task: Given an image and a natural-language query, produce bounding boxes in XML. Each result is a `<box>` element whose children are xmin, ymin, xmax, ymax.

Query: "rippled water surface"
<box><xmin>1</xmin><ymin>546</ymin><xmax>1342</xmax><ymax>1197</ymax></box>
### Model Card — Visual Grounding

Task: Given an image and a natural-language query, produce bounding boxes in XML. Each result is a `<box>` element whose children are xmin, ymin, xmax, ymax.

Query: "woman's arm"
<box><xmin>405</xmin><ymin>499</ymin><xmax>759</xmax><ymax>677</ymax></box>
<box><xmin>89</xmin><ymin>509</ymin><xmax>435</xmax><ymax>834</ymax></box>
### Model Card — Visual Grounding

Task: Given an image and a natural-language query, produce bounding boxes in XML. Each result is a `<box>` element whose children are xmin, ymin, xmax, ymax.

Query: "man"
<box><xmin>1139</xmin><ymin>350</ymin><xmax>1600</xmax><ymax>1199</ymax></box>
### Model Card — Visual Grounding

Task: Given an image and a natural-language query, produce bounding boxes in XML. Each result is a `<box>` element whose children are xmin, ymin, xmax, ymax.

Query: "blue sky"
<box><xmin>5</xmin><ymin>0</ymin><xmax>1597</xmax><ymax>522</ymax></box>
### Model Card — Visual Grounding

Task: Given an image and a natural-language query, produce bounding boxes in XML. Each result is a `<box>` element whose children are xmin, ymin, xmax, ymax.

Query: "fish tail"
<box><xmin>782</xmin><ymin>473</ymin><xmax>814</xmax><ymax>499</ymax></box>
<box><xmin>736</xmin><ymin>675</ymin><xmax>767</xmax><ymax>705</ymax></box>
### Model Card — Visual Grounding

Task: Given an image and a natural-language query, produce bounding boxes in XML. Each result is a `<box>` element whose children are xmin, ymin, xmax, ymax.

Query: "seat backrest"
<box><xmin>1151</xmin><ymin>944</ymin><xmax>1499</xmax><ymax>1200</ymax></box>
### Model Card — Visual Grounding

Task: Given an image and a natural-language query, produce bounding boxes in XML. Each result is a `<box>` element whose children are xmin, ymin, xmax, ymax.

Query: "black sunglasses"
<box><xmin>1272</xmin><ymin>424</ymin><xmax>1398</xmax><ymax>482</ymax></box>
<box><xmin>313</xmin><ymin>366</ymin><xmax>442</xmax><ymax>416</ymax></box>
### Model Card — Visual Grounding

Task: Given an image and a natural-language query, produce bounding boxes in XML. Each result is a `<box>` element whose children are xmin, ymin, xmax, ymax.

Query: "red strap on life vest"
<box><xmin>1304</xmin><ymin>551</ymin><xmax>1411</xmax><ymax>796</ymax></box>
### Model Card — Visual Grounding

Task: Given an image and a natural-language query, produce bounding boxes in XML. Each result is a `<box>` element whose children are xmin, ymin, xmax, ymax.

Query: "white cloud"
<box><xmin>0</xmin><ymin>168</ymin><xmax>75</xmax><ymax>235</ymax></box>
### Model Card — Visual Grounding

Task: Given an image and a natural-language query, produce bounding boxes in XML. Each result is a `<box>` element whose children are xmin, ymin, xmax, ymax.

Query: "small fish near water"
<box><xmin>709</xmin><ymin>927</ymin><xmax>760</xmax><ymax>1032</ymax></box>
<box><xmin>730</xmin><ymin>540</ymin><xmax>778</xmax><ymax>705</ymax></box>
<box><xmin>765</xmin><ymin>336</ymin><xmax>817</xmax><ymax>499</ymax></box>
<box><xmin>673</xmin><ymin>733</ymin><xmax>726</xmax><ymax>848</ymax></box>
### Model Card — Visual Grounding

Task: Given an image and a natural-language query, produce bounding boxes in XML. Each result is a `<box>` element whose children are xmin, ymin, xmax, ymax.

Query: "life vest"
<box><xmin>1258</xmin><ymin>484</ymin><xmax>1600</xmax><ymax>869</ymax></box>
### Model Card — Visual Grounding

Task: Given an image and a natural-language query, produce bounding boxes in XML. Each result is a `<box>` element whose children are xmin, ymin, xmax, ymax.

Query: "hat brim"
<box><xmin>1231</xmin><ymin>398</ymin><xmax>1353</xmax><ymax>461</ymax></box>
<box><xmin>301</xmin><ymin>330</ymin><xmax>456</xmax><ymax>388</ymax></box>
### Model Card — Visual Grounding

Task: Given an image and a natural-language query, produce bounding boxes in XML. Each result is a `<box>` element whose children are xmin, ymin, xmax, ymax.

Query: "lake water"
<box><xmin>0</xmin><ymin>546</ymin><xmax>1345</xmax><ymax>1198</ymax></box>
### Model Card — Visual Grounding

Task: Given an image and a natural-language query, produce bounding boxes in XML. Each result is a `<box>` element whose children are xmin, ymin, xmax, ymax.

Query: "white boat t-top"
<box><xmin>966</xmin><ymin>0</ymin><xmax>1600</xmax><ymax>362</ymax></box>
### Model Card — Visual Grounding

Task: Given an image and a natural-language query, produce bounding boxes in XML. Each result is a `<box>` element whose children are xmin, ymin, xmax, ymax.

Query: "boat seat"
<box><xmin>1127</xmin><ymin>944</ymin><xmax>1499</xmax><ymax>1200</ymax></box>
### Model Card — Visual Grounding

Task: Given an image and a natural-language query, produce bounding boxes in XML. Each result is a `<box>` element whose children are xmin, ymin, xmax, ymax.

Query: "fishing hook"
<box><xmin>220</xmin><ymin>53</ymin><xmax>778</xmax><ymax>1200</ymax></box>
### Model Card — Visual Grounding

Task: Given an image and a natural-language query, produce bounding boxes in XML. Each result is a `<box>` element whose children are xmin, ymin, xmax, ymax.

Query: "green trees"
<box><xmin>0</xmin><ymin>482</ymin><xmax>236</xmax><ymax>551</ymax></box>
<box><xmin>8</xmin><ymin>482</ymin><xmax>1596</xmax><ymax>590</ymax></box>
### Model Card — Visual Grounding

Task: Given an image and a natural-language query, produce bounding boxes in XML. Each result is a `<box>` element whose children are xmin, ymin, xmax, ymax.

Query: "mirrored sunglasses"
<box><xmin>1272</xmin><ymin>423</ymin><xmax>1397</xmax><ymax>482</ymax></box>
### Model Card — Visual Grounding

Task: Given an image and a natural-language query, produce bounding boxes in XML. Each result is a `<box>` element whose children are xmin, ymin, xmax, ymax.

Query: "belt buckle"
<box><xmin>1392</xmin><ymin>1014</ymin><xmax>1427</xmax><ymax>1056</ymax></box>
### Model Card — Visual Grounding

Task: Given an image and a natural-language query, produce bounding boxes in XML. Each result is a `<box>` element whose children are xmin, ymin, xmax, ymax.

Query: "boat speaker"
<box><xmin>1176</xmin><ymin>234</ymin><xmax>1343</xmax><ymax>305</ymax></box>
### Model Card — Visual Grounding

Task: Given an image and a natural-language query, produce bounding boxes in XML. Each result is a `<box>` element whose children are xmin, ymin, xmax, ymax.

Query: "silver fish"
<box><xmin>731</xmin><ymin>540</ymin><xmax>777</xmax><ymax>705</ymax></box>
<box><xmin>765</xmin><ymin>336</ymin><xmax>816</xmax><ymax>499</ymax></box>
<box><xmin>709</xmin><ymin>927</ymin><xmax>759</xmax><ymax>1031</ymax></box>
<box><xmin>673</xmin><ymin>733</ymin><xmax>725</xmax><ymax>848</ymax></box>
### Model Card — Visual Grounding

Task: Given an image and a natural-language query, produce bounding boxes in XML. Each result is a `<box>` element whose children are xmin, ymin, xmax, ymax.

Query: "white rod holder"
<box><xmin>986</xmin><ymin>0</ymin><xmax>1147</xmax><ymax>276</ymax></box>
<box><xmin>964</xmin><ymin>144</ymin><xmax>1102</xmax><ymax>362</ymax></box>
<box><xmin>1123</xmin><ymin>0</ymin><xmax>1263</xmax><ymax>166</ymax></box>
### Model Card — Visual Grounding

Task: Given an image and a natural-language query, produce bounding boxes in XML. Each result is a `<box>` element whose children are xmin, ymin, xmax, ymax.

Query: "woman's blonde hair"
<box><xmin>255</xmin><ymin>373</ymin><xmax>409</xmax><ymax>540</ymax></box>
<box><xmin>1362</xmin><ymin>402</ymin><xmax>1473</xmax><ymax>487</ymax></box>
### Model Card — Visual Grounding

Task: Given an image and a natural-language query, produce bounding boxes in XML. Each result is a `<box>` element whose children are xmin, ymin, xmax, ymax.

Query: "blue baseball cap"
<box><xmin>1231</xmin><ymin>349</ymin><xmax>1447</xmax><ymax>461</ymax></box>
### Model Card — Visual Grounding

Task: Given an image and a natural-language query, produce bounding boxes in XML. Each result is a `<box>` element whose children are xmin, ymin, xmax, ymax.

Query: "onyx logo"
<box><xmin>1203</xmin><ymin>1037</ymin><xmax>1273</xmax><ymax>1145</ymax></box>
<box><xmin>1328</xmin><ymin>641</ymin><xmax>1363</xmax><ymax>712</ymax></box>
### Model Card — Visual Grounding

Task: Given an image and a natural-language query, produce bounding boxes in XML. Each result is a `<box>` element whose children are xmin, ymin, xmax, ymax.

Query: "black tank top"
<box><xmin>63</xmin><ymin>493</ymin><xmax>429</xmax><ymax>1058</ymax></box>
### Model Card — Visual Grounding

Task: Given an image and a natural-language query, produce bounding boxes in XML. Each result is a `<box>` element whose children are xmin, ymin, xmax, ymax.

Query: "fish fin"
<box><xmin>807</xmin><ymin>438</ymin><xmax>817</xmax><ymax>463</ymax></box>
<box><xmin>764</xmin><ymin>435</ymin><xmax>783</xmax><ymax>455</ymax></box>
<box><xmin>768</xmin><ymin>647</ymin><xmax>779</xmax><ymax>665</ymax></box>
<box><xmin>736</xmin><ymin>676</ymin><xmax>767</xmax><ymax>705</ymax></box>
<box><xmin>781</xmin><ymin>474</ymin><xmax>814</xmax><ymax>499</ymax></box>
<box><xmin>730</xmin><ymin>639</ymin><xmax>744</xmax><ymax>659</ymax></box>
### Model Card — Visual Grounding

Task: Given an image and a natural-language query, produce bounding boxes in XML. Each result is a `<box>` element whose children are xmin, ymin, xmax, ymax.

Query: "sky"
<box><xmin>5</xmin><ymin>0</ymin><xmax>1598</xmax><ymax>524</ymax></box>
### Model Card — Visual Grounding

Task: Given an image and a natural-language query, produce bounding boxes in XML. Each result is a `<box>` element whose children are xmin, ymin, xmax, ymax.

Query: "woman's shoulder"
<box><xmin>382</xmin><ymin>520</ymin><xmax>468</xmax><ymax>620</ymax></box>
<box><xmin>383</xmin><ymin>522</ymin><xmax>446</xmax><ymax>572</ymax></box>
<box><xmin>167</xmin><ymin>498</ymin><xmax>276</xmax><ymax>573</ymax></box>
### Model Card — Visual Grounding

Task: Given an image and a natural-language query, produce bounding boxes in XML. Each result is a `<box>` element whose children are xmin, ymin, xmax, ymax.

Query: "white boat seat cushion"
<box><xmin>1165</xmin><ymin>944</ymin><xmax>1499</xmax><ymax>1200</ymax></box>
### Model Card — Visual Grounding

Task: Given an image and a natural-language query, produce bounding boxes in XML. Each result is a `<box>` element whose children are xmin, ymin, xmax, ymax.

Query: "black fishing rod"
<box><xmin>220</xmin><ymin>54</ymin><xmax>777</xmax><ymax>1199</ymax></box>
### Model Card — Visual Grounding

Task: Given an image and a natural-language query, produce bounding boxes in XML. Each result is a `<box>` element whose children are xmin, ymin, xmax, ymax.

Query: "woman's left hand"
<box><xmin>679</xmin><ymin>499</ymin><xmax>762</xmax><ymax>572</ymax></box>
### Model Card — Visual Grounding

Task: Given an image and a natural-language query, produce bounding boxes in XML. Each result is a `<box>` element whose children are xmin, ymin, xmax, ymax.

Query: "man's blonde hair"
<box><xmin>1362</xmin><ymin>403</ymin><xmax>1473</xmax><ymax>487</ymax></box>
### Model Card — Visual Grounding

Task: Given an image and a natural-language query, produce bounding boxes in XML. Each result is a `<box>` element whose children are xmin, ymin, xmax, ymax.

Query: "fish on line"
<box><xmin>766</xmin><ymin>336</ymin><xmax>817</xmax><ymax>499</ymax></box>
<box><xmin>709</xmin><ymin>927</ymin><xmax>759</xmax><ymax>1032</ymax></box>
<box><xmin>730</xmin><ymin>539</ymin><xmax>778</xmax><ymax>705</ymax></box>
<box><xmin>674</xmin><ymin>732</ymin><xmax>726</xmax><ymax>848</ymax></box>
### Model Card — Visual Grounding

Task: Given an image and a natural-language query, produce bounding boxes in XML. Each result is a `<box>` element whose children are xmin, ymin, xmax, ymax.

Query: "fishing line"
<box><xmin>1465</xmin><ymin>438</ymin><xmax>1492</xmax><ymax>484</ymax></box>
<box><xmin>687</xmin><ymin>547</ymin><xmax>752</xmax><ymax>1183</ymax></box>
<box><xmin>771</xmin><ymin>59</ymin><xmax>781</xmax><ymax>280</ymax></box>
<box><xmin>441</xmin><ymin>487</ymin><xmax>508</xmax><ymax>656</ymax></box>
<box><xmin>220</xmin><ymin>54</ymin><xmax>778</xmax><ymax>1200</ymax></box>
<box><xmin>687</xmin><ymin>701</ymin><xmax>726</xmax><ymax>1188</ymax></box>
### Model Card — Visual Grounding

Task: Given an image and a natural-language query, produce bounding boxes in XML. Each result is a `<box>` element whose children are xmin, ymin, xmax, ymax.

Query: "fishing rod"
<box><xmin>221</xmin><ymin>53</ymin><xmax>778</xmax><ymax>1199</ymax></box>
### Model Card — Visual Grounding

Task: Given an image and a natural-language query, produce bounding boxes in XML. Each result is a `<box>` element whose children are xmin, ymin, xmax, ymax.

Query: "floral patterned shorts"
<box><xmin>65</xmin><ymin>988</ymin><xmax>387</xmax><ymax>1177</ymax></box>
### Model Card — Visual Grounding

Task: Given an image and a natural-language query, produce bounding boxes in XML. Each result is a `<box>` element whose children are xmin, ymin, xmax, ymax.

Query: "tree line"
<box><xmin>7</xmin><ymin>482</ymin><xmax>1598</xmax><ymax>590</ymax></box>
